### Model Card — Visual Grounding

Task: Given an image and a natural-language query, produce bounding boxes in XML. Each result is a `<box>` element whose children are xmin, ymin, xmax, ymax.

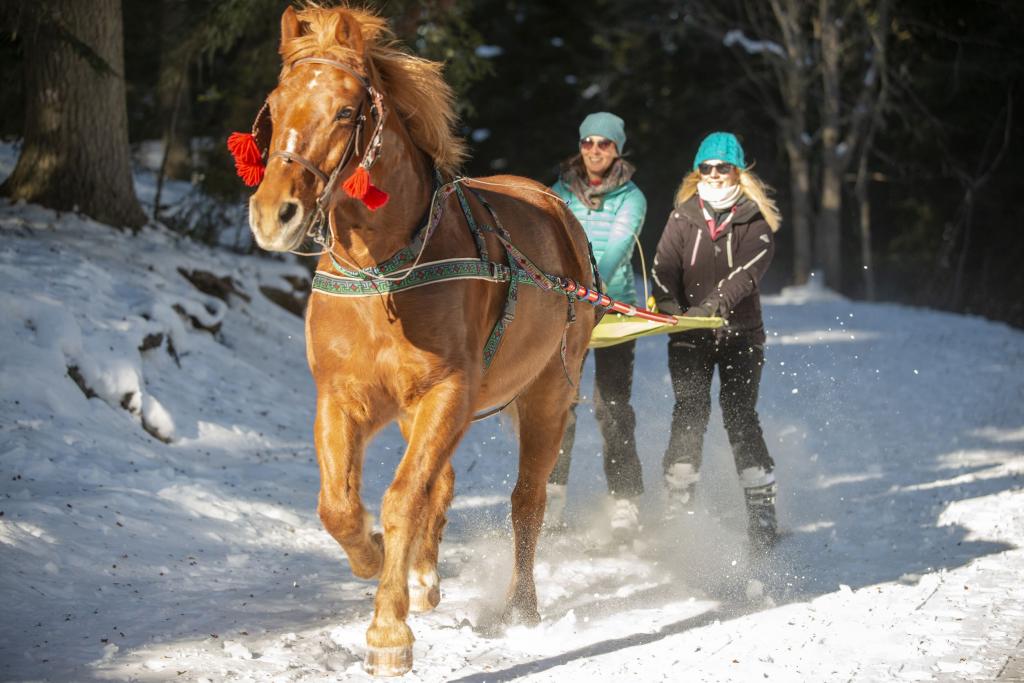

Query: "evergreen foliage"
<box><xmin>1</xmin><ymin>0</ymin><xmax>1021</xmax><ymax>326</ymax></box>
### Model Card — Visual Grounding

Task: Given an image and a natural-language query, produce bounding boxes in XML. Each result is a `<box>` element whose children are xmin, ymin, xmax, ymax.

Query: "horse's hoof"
<box><xmin>364</xmin><ymin>645</ymin><xmax>413</xmax><ymax>677</ymax></box>
<box><xmin>408</xmin><ymin>583</ymin><xmax>441</xmax><ymax>613</ymax></box>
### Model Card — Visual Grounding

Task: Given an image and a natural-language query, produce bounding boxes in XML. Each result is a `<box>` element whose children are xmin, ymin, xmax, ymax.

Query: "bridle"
<box><xmin>268</xmin><ymin>56</ymin><xmax>387</xmax><ymax>251</ymax></box>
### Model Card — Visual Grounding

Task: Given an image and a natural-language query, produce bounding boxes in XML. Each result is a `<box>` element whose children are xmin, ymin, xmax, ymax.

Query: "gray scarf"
<box><xmin>559</xmin><ymin>156</ymin><xmax>636</xmax><ymax>210</ymax></box>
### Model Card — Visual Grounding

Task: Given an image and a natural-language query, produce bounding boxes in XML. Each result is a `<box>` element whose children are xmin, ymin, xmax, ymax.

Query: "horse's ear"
<box><xmin>280</xmin><ymin>6</ymin><xmax>301</xmax><ymax>48</ymax></box>
<box><xmin>336</xmin><ymin>12</ymin><xmax>366</xmax><ymax>63</ymax></box>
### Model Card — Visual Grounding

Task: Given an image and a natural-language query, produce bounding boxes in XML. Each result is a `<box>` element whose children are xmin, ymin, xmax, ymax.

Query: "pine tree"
<box><xmin>2</xmin><ymin>0</ymin><xmax>146</xmax><ymax>229</ymax></box>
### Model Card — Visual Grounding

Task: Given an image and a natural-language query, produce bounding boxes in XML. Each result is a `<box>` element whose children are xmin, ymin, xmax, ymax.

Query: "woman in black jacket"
<box><xmin>651</xmin><ymin>132</ymin><xmax>782</xmax><ymax>549</ymax></box>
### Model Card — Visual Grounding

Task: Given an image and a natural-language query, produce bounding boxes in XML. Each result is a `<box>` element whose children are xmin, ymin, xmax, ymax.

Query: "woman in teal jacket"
<box><xmin>545</xmin><ymin>112</ymin><xmax>647</xmax><ymax>541</ymax></box>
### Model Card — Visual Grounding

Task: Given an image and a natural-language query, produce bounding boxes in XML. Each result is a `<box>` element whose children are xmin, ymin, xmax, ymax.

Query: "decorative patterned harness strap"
<box><xmin>312</xmin><ymin>258</ymin><xmax>537</xmax><ymax>297</ymax></box>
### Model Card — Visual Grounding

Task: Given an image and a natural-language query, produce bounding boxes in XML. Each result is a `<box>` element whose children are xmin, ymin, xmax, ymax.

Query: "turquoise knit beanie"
<box><xmin>579</xmin><ymin>112</ymin><xmax>626</xmax><ymax>152</ymax></box>
<box><xmin>693</xmin><ymin>132</ymin><xmax>746</xmax><ymax>170</ymax></box>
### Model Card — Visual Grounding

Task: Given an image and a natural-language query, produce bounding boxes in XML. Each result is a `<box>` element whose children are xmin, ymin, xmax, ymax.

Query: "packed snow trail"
<box><xmin>1</xmin><ymin>194</ymin><xmax>1023</xmax><ymax>681</ymax></box>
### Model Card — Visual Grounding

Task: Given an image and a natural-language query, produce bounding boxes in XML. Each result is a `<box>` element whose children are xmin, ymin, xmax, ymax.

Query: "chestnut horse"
<box><xmin>245</xmin><ymin>5</ymin><xmax>596</xmax><ymax>676</ymax></box>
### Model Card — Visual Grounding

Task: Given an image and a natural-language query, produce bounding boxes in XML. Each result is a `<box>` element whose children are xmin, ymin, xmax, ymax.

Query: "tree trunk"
<box><xmin>157</xmin><ymin>0</ymin><xmax>191</xmax><ymax>180</ymax></box>
<box><xmin>785</xmin><ymin>134</ymin><xmax>813</xmax><ymax>285</ymax></box>
<box><xmin>768</xmin><ymin>0</ymin><xmax>815</xmax><ymax>286</ymax></box>
<box><xmin>818</xmin><ymin>158</ymin><xmax>843</xmax><ymax>289</ymax></box>
<box><xmin>853</xmin><ymin>0</ymin><xmax>890</xmax><ymax>301</ymax></box>
<box><xmin>854</xmin><ymin>146</ymin><xmax>876</xmax><ymax>300</ymax></box>
<box><xmin>2</xmin><ymin>0</ymin><xmax>145</xmax><ymax>229</ymax></box>
<box><xmin>817</xmin><ymin>0</ymin><xmax>843</xmax><ymax>290</ymax></box>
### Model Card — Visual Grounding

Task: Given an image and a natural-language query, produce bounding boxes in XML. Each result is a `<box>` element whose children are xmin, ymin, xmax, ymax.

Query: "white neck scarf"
<box><xmin>697</xmin><ymin>182</ymin><xmax>742</xmax><ymax>210</ymax></box>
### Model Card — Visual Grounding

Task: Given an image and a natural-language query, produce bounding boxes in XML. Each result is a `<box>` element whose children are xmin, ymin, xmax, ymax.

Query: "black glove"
<box><xmin>683</xmin><ymin>302</ymin><xmax>714</xmax><ymax>318</ymax></box>
<box><xmin>656</xmin><ymin>297</ymin><xmax>685</xmax><ymax>316</ymax></box>
<box><xmin>684</xmin><ymin>295</ymin><xmax>720</xmax><ymax>318</ymax></box>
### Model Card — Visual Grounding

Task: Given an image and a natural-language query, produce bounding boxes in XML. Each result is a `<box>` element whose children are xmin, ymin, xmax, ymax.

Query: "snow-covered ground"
<box><xmin>2</xmin><ymin>153</ymin><xmax>1023</xmax><ymax>681</ymax></box>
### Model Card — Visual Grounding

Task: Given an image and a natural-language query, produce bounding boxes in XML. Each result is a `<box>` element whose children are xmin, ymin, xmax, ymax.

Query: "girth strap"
<box><xmin>462</xmin><ymin>187</ymin><xmax>577</xmax><ymax>380</ymax></box>
<box><xmin>456</xmin><ymin>187</ymin><xmax>515</xmax><ymax>369</ymax></box>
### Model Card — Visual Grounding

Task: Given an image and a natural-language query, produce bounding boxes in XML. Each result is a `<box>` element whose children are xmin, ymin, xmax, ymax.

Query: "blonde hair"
<box><xmin>674</xmin><ymin>168</ymin><xmax>782</xmax><ymax>232</ymax></box>
<box><xmin>279</xmin><ymin>4</ymin><xmax>467</xmax><ymax>175</ymax></box>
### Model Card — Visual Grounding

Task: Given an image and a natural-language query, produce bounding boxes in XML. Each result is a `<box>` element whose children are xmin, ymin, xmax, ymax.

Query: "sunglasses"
<box><xmin>698</xmin><ymin>162</ymin><xmax>736</xmax><ymax>176</ymax></box>
<box><xmin>580</xmin><ymin>137</ymin><xmax>615</xmax><ymax>151</ymax></box>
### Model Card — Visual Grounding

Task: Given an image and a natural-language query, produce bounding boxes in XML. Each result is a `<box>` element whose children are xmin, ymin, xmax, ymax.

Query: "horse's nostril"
<box><xmin>278</xmin><ymin>201</ymin><xmax>299</xmax><ymax>225</ymax></box>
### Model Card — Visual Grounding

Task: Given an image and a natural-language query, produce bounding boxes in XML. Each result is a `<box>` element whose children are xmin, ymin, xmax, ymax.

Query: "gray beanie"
<box><xmin>579</xmin><ymin>112</ymin><xmax>626</xmax><ymax>152</ymax></box>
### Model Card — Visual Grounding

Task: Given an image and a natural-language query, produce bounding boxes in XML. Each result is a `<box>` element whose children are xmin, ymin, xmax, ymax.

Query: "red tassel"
<box><xmin>342</xmin><ymin>166</ymin><xmax>370</xmax><ymax>199</ymax></box>
<box><xmin>342</xmin><ymin>166</ymin><xmax>389</xmax><ymax>211</ymax></box>
<box><xmin>227</xmin><ymin>132</ymin><xmax>264</xmax><ymax>187</ymax></box>
<box><xmin>362</xmin><ymin>183</ymin><xmax>390</xmax><ymax>211</ymax></box>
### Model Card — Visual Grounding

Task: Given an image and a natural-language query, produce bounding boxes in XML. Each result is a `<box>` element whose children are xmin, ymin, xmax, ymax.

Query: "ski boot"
<box><xmin>609</xmin><ymin>496</ymin><xmax>641</xmax><ymax>543</ymax></box>
<box><xmin>664</xmin><ymin>462</ymin><xmax>700</xmax><ymax>520</ymax></box>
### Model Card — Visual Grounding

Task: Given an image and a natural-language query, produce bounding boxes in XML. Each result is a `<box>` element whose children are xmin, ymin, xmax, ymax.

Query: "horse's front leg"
<box><xmin>408</xmin><ymin>460</ymin><xmax>454</xmax><ymax>613</ymax></box>
<box><xmin>315</xmin><ymin>393</ymin><xmax>389</xmax><ymax>579</ymax></box>
<box><xmin>364</xmin><ymin>379</ymin><xmax>471</xmax><ymax>676</ymax></box>
<box><xmin>396</xmin><ymin>417</ymin><xmax>454</xmax><ymax>614</ymax></box>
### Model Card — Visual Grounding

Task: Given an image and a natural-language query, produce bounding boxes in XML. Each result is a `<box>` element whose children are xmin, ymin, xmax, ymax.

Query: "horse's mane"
<box><xmin>280</xmin><ymin>4</ymin><xmax>467</xmax><ymax>175</ymax></box>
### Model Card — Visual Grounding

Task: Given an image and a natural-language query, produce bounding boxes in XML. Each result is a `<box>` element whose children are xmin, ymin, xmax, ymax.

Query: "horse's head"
<box><xmin>248</xmin><ymin>7</ymin><xmax>378</xmax><ymax>252</ymax></box>
<box><xmin>237</xmin><ymin>6</ymin><xmax>467</xmax><ymax>252</ymax></box>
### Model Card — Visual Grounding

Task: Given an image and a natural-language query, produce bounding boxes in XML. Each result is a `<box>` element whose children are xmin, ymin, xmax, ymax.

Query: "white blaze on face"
<box><xmin>307</xmin><ymin>69</ymin><xmax>321</xmax><ymax>91</ymax></box>
<box><xmin>284</xmin><ymin>129</ymin><xmax>299</xmax><ymax>154</ymax></box>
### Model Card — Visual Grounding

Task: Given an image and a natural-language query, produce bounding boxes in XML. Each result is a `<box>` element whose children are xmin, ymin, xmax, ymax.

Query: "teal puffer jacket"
<box><xmin>551</xmin><ymin>179</ymin><xmax>647</xmax><ymax>305</ymax></box>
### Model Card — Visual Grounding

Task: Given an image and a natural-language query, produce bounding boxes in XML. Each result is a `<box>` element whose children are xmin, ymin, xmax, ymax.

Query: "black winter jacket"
<box><xmin>652</xmin><ymin>195</ymin><xmax>774</xmax><ymax>344</ymax></box>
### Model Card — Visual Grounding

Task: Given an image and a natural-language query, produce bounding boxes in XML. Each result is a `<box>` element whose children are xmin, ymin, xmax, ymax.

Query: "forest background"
<box><xmin>1</xmin><ymin>0</ymin><xmax>1021</xmax><ymax>328</ymax></box>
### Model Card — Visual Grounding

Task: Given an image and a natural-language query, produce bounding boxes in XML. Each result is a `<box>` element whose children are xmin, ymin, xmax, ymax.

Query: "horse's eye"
<box><xmin>334</xmin><ymin>107</ymin><xmax>354</xmax><ymax>122</ymax></box>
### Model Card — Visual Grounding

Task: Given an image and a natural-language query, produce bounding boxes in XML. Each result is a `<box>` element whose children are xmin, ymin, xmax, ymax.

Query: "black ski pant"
<box><xmin>548</xmin><ymin>340</ymin><xmax>644</xmax><ymax>498</ymax></box>
<box><xmin>663</xmin><ymin>331</ymin><xmax>774</xmax><ymax>478</ymax></box>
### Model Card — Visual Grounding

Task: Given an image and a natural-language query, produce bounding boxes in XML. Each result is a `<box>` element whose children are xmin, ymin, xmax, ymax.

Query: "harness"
<box><xmin>313</xmin><ymin>178</ymin><xmax>588</xmax><ymax>373</ymax></box>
